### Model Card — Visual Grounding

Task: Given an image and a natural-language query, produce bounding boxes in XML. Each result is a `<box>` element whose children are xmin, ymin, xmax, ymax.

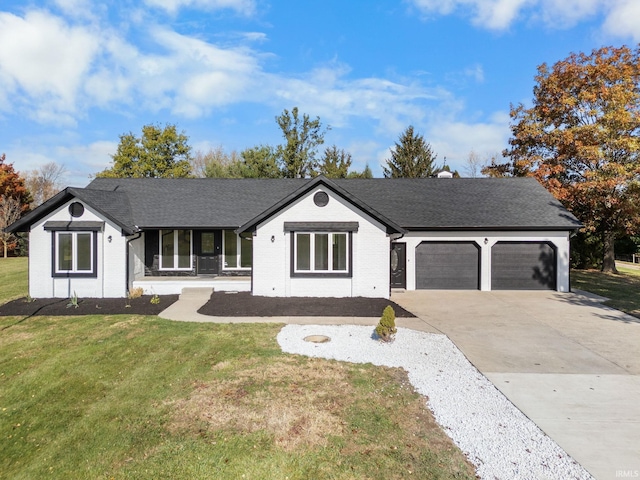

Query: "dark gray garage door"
<box><xmin>416</xmin><ymin>242</ymin><xmax>480</xmax><ymax>289</ymax></box>
<box><xmin>491</xmin><ymin>242</ymin><xmax>556</xmax><ymax>290</ymax></box>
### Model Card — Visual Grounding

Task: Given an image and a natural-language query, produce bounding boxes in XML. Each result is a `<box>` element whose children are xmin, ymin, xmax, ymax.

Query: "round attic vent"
<box><xmin>314</xmin><ymin>191</ymin><xmax>329</xmax><ymax>207</ymax></box>
<box><xmin>69</xmin><ymin>202</ymin><xmax>84</xmax><ymax>217</ymax></box>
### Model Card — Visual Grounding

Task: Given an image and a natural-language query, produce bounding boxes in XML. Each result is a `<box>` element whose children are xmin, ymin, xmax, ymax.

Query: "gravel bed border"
<box><xmin>277</xmin><ymin>324</ymin><xmax>593</xmax><ymax>480</ymax></box>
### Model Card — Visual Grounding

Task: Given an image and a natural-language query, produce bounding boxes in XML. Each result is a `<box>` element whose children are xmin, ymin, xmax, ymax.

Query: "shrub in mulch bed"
<box><xmin>197</xmin><ymin>291</ymin><xmax>416</xmax><ymax>317</ymax></box>
<box><xmin>0</xmin><ymin>295</ymin><xmax>179</xmax><ymax>317</ymax></box>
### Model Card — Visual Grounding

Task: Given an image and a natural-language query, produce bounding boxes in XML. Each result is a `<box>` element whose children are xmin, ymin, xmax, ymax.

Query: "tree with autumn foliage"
<box><xmin>502</xmin><ymin>45</ymin><xmax>640</xmax><ymax>273</ymax></box>
<box><xmin>0</xmin><ymin>153</ymin><xmax>32</xmax><ymax>257</ymax></box>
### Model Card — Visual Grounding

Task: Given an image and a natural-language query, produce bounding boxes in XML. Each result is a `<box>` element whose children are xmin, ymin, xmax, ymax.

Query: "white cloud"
<box><xmin>409</xmin><ymin>0</ymin><xmax>534</xmax><ymax>29</ymax></box>
<box><xmin>425</xmin><ymin>111</ymin><xmax>510</xmax><ymax>172</ymax></box>
<box><xmin>143</xmin><ymin>0</ymin><xmax>255</xmax><ymax>15</ymax></box>
<box><xmin>0</xmin><ymin>10</ymin><xmax>100</xmax><ymax>123</ymax></box>
<box><xmin>266</xmin><ymin>63</ymin><xmax>449</xmax><ymax>137</ymax></box>
<box><xmin>602</xmin><ymin>0</ymin><xmax>640</xmax><ymax>41</ymax></box>
<box><xmin>407</xmin><ymin>0</ymin><xmax>636</xmax><ymax>35</ymax></box>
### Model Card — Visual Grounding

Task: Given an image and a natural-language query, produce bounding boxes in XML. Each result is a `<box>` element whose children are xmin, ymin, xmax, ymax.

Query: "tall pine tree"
<box><xmin>383</xmin><ymin>126</ymin><xmax>439</xmax><ymax>178</ymax></box>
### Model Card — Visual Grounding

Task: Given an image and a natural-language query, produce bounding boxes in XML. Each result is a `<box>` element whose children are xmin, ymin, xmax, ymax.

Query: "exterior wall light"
<box><xmin>271</xmin><ymin>235</ymin><xmax>275</xmax><ymax>243</ymax></box>
<box><xmin>108</xmin><ymin>235</ymin><xmax>113</xmax><ymax>243</ymax></box>
<box><xmin>484</xmin><ymin>238</ymin><xmax>488</xmax><ymax>245</ymax></box>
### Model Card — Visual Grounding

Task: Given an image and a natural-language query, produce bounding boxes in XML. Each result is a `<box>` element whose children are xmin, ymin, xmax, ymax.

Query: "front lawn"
<box><xmin>0</xmin><ymin>257</ymin><xmax>28</xmax><ymax>305</ymax></box>
<box><xmin>0</xmin><ymin>315</ymin><xmax>475</xmax><ymax>480</ymax></box>
<box><xmin>571</xmin><ymin>263</ymin><xmax>640</xmax><ymax>317</ymax></box>
<box><xmin>0</xmin><ymin>257</ymin><xmax>475</xmax><ymax>479</ymax></box>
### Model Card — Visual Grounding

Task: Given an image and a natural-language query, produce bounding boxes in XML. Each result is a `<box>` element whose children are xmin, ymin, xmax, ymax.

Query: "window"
<box><xmin>54</xmin><ymin>231</ymin><xmax>96</xmax><ymax>276</ymax></box>
<box><xmin>160</xmin><ymin>229</ymin><xmax>192</xmax><ymax>270</ymax></box>
<box><xmin>223</xmin><ymin>230</ymin><xmax>252</xmax><ymax>269</ymax></box>
<box><xmin>294</xmin><ymin>232</ymin><xmax>349</xmax><ymax>274</ymax></box>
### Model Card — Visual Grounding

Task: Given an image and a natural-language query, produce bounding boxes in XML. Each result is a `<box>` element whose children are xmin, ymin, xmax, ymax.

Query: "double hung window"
<box><xmin>55</xmin><ymin>231</ymin><xmax>95</xmax><ymax>275</ymax></box>
<box><xmin>160</xmin><ymin>229</ymin><xmax>192</xmax><ymax>270</ymax></box>
<box><xmin>294</xmin><ymin>232</ymin><xmax>349</xmax><ymax>274</ymax></box>
<box><xmin>223</xmin><ymin>230</ymin><xmax>252</xmax><ymax>269</ymax></box>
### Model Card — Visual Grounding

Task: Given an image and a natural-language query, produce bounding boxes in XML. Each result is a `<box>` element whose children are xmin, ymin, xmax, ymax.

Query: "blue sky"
<box><xmin>1</xmin><ymin>0</ymin><xmax>639</xmax><ymax>186</ymax></box>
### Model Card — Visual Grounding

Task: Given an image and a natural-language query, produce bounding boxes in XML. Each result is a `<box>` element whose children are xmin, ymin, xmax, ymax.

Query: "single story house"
<box><xmin>6</xmin><ymin>176</ymin><xmax>582</xmax><ymax>299</ymax></box>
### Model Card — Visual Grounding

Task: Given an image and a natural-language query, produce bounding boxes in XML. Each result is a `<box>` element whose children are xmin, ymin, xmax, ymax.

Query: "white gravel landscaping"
<box><xmin>277</xmin><ymin>324</ymin><xmax>594</xmax><ymax>480</ymax></box>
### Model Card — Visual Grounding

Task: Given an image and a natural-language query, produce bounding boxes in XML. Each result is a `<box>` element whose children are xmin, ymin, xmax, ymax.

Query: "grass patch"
<box><xmin>0</xmin><ymin>257</ymin><xmax>28</xmax><ymax>305</ymax></box>
<box><xmin>0</xmin><ymin>315</ymin><xmax>476</xmax><ymax>479</ymax></box>
<box><xmin>572</xmin><ymin>264</ymin><xmax>640</xmax><ymax>317</ymax></box>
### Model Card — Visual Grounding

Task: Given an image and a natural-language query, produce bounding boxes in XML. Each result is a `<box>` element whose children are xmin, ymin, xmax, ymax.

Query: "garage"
<box><xmin>491</xmin><ymin>241</ymin><xmax>556</xmax><ymax>290</ymax></box>
<box><xmin>416</xmin><ymin>241</ymin><xmax>480</xmax><ymax>289</ymax></box>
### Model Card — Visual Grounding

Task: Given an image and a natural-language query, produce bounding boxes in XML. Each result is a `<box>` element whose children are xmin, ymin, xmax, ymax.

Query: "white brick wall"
<box><xmin>28</xmin><ymin>200</ymin><xmax>128</xmax><ymax>298</ymax></box>
<box><xmin>402</xmin><ymin>231</ymin><xmax>571</xmax><ymax>292</ymax></box>
<box><xmin>252</xmin><ymin>187</ymin><xmax>390</xmax><ymax>298</ymax></box>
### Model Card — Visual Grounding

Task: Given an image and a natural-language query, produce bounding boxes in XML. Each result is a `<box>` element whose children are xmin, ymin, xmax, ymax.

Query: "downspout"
<box><xmin>126</xmin><ymin>229</ymin><xmax>142</xmax><ymax>296</ymax></box>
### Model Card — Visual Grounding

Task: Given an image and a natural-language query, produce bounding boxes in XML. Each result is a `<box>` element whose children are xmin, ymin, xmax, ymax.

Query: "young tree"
<box><xmin>383</xmin><ymin>126</ymin><xmax>439</xmax><ymax>178</ymax></box>
<box><xmin>97</xmin><ymin>124</ymin><xmax>193</xmax><ymax>178</ymax></box>
<box><xmin>24</xmin><ymin>161</ymin><xmax>65</xmax><ymax>207</ymax></box>
<box><xmin>0</xmin><ymin>153</ymin><xmax>31</xmax><ymax>257</ymax></box>
<box><xmin>193</xmin><ymin>147</ymin><xmax>243</xmax><ymax>178</ymax></box>
<box><xmin>504</xmin><ymin>45</ymin><xmax>640</xmax><ymax>272</ymax></box>
<box><xmin>0</xmin><ymin>196</ymin><xmax>22</xmax><ymax>258</ymax></box>
<box><xmin>463</xmin><ymin>151</ymin><xmax>486</xmax><ymax>178</ymax></box>
<box><xmin>239</xmin><ymin>145</ymin><xmax>281</xmax><ymax>178</ymax></box>
<box><xmin>0</xmin><ymin>154</ymin><xmax>32</xmax><ymax>208</ymax></box>
<box><xmin>275</xmin><ymin>107</ymin><xmax>329</xmax><ymax>178</ymax></box>
<box><xmin>347</xmin><ymin>163</ymin><xmax>374</xmax><ymax>179</ymax></box>
<box><xmin>317</xmin><ymin>145</ymin><xmax>352</xmax><ymax>178</ymax></box>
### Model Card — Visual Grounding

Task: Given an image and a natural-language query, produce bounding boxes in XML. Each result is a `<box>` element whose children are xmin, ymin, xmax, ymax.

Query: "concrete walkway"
<box><xmin>160</xmin><ymin>288</ymin><xmax>640</xmax><ymax>480</ymax></box>
<box><xmin>158</xmin><ymin>287</ymin><xmax>439</xmax><ymax>331</ymax></box>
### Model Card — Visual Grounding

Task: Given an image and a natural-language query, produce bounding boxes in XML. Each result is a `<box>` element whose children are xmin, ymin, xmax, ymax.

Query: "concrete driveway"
<box><xmin>392</xmin><ymin>290</ymin><xmax>640</xmax><ymax>480</ymax></box>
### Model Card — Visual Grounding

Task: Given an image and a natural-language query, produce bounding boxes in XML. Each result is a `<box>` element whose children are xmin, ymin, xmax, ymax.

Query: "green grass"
<box><xmin>0</xmin><ymin>257</ymin><xmax>28</xmax><ymax>304</ymax></box>
<box><xmin>0</xmin><ymin>259</ymin><xmax>475</xmax><ymax>479</ymax></box>
<box><xmin>571</xmin><ymin>263</ymin><xmax>640</xmax><ymax>317</ymax></box>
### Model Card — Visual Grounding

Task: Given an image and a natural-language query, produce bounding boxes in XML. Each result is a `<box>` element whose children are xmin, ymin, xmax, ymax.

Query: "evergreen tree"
<box><xmin>383</xmin><ymin>126</ymin><xmax>439</xmax><ymax>178</ymax></box>
<box><xmin>317</xmin><ymin>145</ymin><xmax>352</xmax><ymax>178</ymax></box>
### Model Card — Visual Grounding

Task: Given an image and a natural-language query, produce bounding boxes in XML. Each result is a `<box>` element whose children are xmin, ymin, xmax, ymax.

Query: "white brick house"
<box><xmin>6</xmin><ymin>176</ymin><xmax>582</xmax><ymax>299</ymax></box>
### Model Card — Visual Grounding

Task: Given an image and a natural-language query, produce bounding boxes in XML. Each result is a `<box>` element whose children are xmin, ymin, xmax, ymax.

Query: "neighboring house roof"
<box><xmin>6</xmin><ymin>176</ymin><xmax>583</xmax><ymax>234</ymax></box>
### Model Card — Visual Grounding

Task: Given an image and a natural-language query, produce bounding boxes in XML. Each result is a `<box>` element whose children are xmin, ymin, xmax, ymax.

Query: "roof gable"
<box><xmin>6</xmin><ymin>187</ymin><xmax>135</xmax><ymax>235</ymax></box>
<box><xmin>236</xmin><ymin>176</ymin><xmax>406</xmax><ymax>234</ymax></box>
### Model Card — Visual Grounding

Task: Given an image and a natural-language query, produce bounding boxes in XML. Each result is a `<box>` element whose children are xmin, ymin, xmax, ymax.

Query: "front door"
<box><xmin>197</xmin><ymin>231</ymin><xmax>218</xmax><ymax>275</ymax></box>
<box><xmin>390</xmin><ymin>242</ymin><xmax>406</xmax><ymax>288</ymax></box>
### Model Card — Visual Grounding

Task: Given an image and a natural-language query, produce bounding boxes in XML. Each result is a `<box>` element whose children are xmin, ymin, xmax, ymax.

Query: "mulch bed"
<box><xmin>0</xmin><ymin>295</ymin><xmax>179</xmax><ymax>317</ymax></box>
<box><xmin>197</xmin><ymin>291</ymin><xmax>415</xmax><ymax>317</ymax></box>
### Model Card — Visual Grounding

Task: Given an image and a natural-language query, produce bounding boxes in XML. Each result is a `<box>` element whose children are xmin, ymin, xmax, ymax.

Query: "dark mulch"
<box><xmin>197</xmin><ymin>291</ymin><xmax>416</xmax><ymax>317</ymax></box>
<box><xmin>0</xmin><ymin>295</ymin><xmax>179</xmax><ymax>317</ymax></box>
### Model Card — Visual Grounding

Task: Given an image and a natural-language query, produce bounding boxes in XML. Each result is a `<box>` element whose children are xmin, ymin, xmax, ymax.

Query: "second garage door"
<box><xmin>491</xmin><ymin>241</ymin><xmax>556</xmax><ymax>290</ymax></box>
<box><xmin>416</xmin><ymin>241</ymin><xmax>480</xmax><ymax>289</ymax></box>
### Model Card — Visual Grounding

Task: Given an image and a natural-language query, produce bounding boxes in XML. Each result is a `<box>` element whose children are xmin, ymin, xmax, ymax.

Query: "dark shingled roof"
<box><xmin>7</xmin><ymin>176</ymin><xmax>582</xmax><ymax>233</ymax></box>
<box><xmin>6</xmin><ymin>187</ymin><xmax>135</xmax><ymax>234</ymax></box>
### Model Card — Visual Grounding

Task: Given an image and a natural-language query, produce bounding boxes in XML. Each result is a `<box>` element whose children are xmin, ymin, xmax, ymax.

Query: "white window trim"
<box><xmin>54</xmin><ymin>231</ymin><xmax>95</xmax><ymax>275</ymax></box>
<box><xmin>159</xmin><ymin>229</ymin><xmax>193</xmax><ymax>271</ymax></box>
<box><xmin>294</xmin><ymin>232</ymin><xmax>349</xmax><ymax>273</ymax></box>
<box><xmin>222</xmin><ymin>231</ymin><xmax>252</xmax><ymax>270</ymax></box>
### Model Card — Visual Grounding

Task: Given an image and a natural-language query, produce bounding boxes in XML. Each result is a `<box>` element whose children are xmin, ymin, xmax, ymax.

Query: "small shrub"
<box><xmin>66</xmin><ymin>292</ymin><xmax>79</xmax><ymax>309</ymax></box>
<box><xmin>127</xmin><ymin>287</ymin><xmax>144</xmax><ymax>300</ymax></box>
<box><xmin>150</xmin><ymin>294</ymin><xmax>160</xmax><ymax>305</ymax></box>
<box><xmin>375</xmin><ymin>306</ymin><xmax>397</xmax><ymax>342</ymax></box>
